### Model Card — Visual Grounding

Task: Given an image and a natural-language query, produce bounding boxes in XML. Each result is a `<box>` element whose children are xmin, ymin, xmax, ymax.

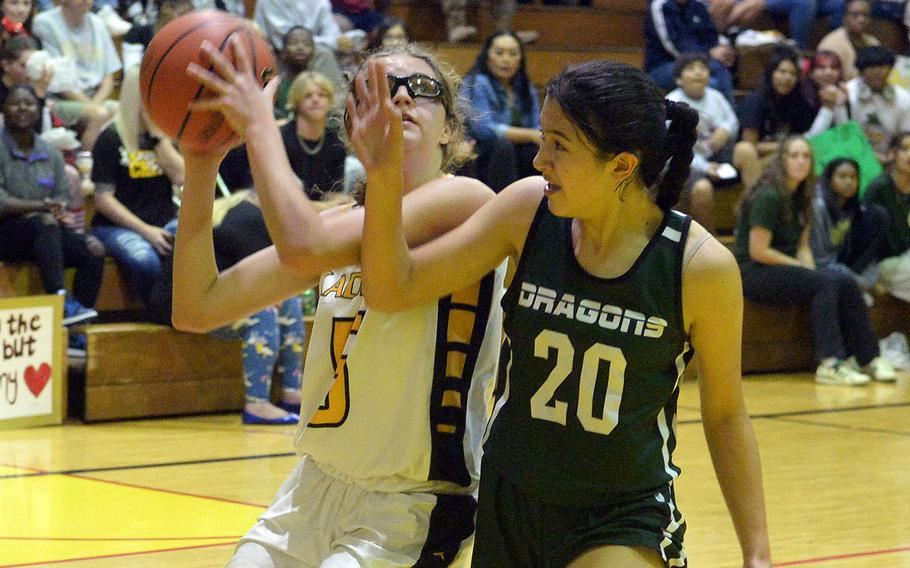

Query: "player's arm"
<box><xmin>682</xmin><ymin>228</ymin><xmax>772</xmax><ymax>568</ymax></box>
<box><xmin>173</xmin><ymin>151</ymin><xmax>319</xmax><ymax>332</ymax></box>
<box><xmin>364</xmin><ymin>171</ymin><xmax>539</xmax><ymax>311</ymax></box>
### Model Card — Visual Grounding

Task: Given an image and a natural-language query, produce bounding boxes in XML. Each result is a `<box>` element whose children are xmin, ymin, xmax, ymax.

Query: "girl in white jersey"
<box><xmin>352</xmin><ymin>60</ymin><xmax>772</xmax><ymax>567</ymax></box>
<box><xmin>176</xmin><ymin>41</ymin><xmax>504</xmax><ymax>567</ymax></box>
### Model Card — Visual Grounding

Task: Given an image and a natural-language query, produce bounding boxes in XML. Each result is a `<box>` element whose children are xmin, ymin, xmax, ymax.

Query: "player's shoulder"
<box><xmin>683</xmin><ymin>220</ymin><xmax>739</xmax><ymax>284</ymax></box>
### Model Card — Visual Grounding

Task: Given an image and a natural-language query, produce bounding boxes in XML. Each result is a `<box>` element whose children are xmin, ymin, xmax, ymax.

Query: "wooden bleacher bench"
<box><xmin>69</xmin><ymin>322</ymin><xmax>244</xmax><ymax>421</ymax></box>
<box><xmin>742</xmin><ymin>287</ymin><xmax>910</xmax><ymax>374</ymax></box>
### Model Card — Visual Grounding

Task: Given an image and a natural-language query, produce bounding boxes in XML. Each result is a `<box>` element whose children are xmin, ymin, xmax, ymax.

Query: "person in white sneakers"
<box><xmin>441</xmin><ymin>0</ymin><xmax>538</xmax><ymax>43</ymax></box>
<box><xmin>733</xmin><ymin>136</ymin><xmax>896</xmax><ymax>386</ymax></box>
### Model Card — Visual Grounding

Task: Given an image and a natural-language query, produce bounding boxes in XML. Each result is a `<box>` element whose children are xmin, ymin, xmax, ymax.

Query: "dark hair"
<box><xmin>855</xmin><ymin>45</ymin><xmax>895</xmax><ymax>71</ymax></box>
<box><xmin>466</xmin><ymin>31</ymin><xmax>536</xmax><ymax>121</ymax></box>
<box><xmin>820</xmin><ymin>157</ymin><xmax>860</xmax><ymax>218</ymax></box>
<box><xmin>365</xmin><ymin>16</ymin><xmax>409</xmax><ymax>52</ymax></box>
<box><xmin>737</xmin><ymin>135</ymin><xmax>815</xmax><ymax>225</ymax></box>
<box><xmin>545</xmin><ymin>60</ymin><xmax>698</xmax><ymax>211</ymax></box>
<box><xmin>0</xmin><ymin>34</ymin><xmax>37</xmax><ymax>62</ymax></box>
<box><xmin>673</xmin><ymin>52</ymin><xmax>709</xmax><ymax>79</ymax></box>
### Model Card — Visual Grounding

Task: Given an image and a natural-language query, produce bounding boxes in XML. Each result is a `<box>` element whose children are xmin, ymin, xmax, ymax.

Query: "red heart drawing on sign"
<box><xmin>24</xmin><ymin>363</ymin><xmax>51</xmax><ymax>398</ymax></box>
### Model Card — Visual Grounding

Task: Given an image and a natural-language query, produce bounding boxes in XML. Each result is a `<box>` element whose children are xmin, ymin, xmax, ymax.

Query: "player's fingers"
<box><xmin>229</xmin><ymin>35</ymin><xmax>254</xmax><ymax>78</ymax></box>
<box><xmin>199</xmin><ymin>40</ymin><xmax>237</xmax><ymax>83</ymax></box>
<box><xmin>354</xmin><ymin>71</ymin><xmax>369</xmax><ymax>114</ymax></box>
<box><xmin>367</xmin><ymin>59</ymin><xmax>383</xmax><ymax>104</ymax></box>
<box><xmin>263</xmin><ymin>76</ymin><xmax>280</xmax><ymax>101</ymax></box>
<box><xmin>186</xmin><ymin>62</ymin><xmax>229</xmax><ymax>94</ymax></box>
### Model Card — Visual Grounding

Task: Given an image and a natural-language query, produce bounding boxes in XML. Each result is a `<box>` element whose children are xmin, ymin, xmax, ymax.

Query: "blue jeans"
<box><xmin>211</xmin><ymin>297</ymin><xmax>305</xmax><ymax>404</ymax></box>
<box><xmin>648</xmin><ymin>58</ymin><xmax>735</xmax><ymax>103</ymax></box>
<box><xmin>763</xmin><ymin>0</ymin><xmax>845</xmax><ymax>49</ymax></box>
<box><xmin>92</xmin><ymin>218</ymin><xmax>178</xmax><ymax>305</ymax></box>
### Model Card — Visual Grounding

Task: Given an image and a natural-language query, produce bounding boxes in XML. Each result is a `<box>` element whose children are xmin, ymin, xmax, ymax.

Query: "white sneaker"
<box><xmin>515</xmin><ymin>30</ymin><xmax>540</xmax><ymax>44</ymax></box>
<box><xmin>815</xmin><ymin>361</ymin><xmax>871</xmax><ymax>386</ymax></box>
<box><xmin>867</xmin><ymin>356</ymin><xmax>897</xmax><ymax>382</ymax></box>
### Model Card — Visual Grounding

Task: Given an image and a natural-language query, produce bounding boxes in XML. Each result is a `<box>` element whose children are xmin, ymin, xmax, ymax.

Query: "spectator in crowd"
<box><xmin>863</xmin><ymin>131</ymin><xmax>910</xmax><ymax>301</ymax></box>
<box><xmin>734</xmin><ymin>46</ymin><xmax>815</xmax><ymax>192</ymax></box>
<box><xmin>0</xmin><ymin>85</ymin><xmax>103</xmax><ymax>326</ymax></box>
<box><xmin>90</xmin><ymin>67</ymin><xmax>183</xmax><ymax>312</ymax></box>
<box><xmin>1</xmin><ymin>0</ymin><xmax>34</xmax><ymax>43</ymax></box>
<box><xmin>708</xmin><ymin>0</ymin><xmax>845</xmax><ymax>51</ymax></box>
<box><xmin>810</xmin><ymin>157</ymin><xmax>886</xmax><ymax>289</ymax></box>
<box><xmin>803</xmin><ymin>50</ymin><xmax>850</xmax><ymax>137</ymax></box>
<box><xmin>281</xmin><ymin>71</ymin><xmax>346</xmax><ymax>198</ymax></box>
<box><xmin>0</xmin><ymin>36</ymin><xmax>50</xmax><ymax>129</ymax></box>
<box><xmin>32</xmin><ymin>0</ymin><xmax>121</xmax><ymax>151</ymax></box>
<box><xmin>846</xmin><ymin>45</ymin><xmax>910</xmax><ymax>162</ymax></box>
<box><xmin>462</xmin><ymin>30</ymin><xmax>540</xmax><ymax>192</ymax></box>
<box><xmin>364</xmin><ymin>15</ymin><xmax>408</xmax><ymax>51</ymax></box>
<box><xmin>331</xmin><ymin>0</ymin><xmax>383</xmax><ymax>34</ymax></box>
<box><xmin>122</xmin><ymin>0</ymin><xmax>194</xmax><ymax>49</ymax></box>
<box><xmin>816</xmin><ymin>0</ymin><xmax>879</xmax><ymax>81</ymax></box>
<box><xmin>210</xmin><ymin>190</ymin><xmax>305</xmax><ymax>425</ymax></box>
<box><xmin>442</xmin><ymin>0</ymin><xmax>538</xmax><ymax>43</ymax></box>
<box><xmin>666</xmin><ymin>52</ymin><xmax>740</xmax><ymax>232</ymax></box>
<box><xmin>254</xmin><ymin>0</ymin><xmax>347</xmax><ymax>89</ymax></box>
<box><xmin>272</xmin><ymin>26</ymin><xmax>317</xmax><ymax>122</ymax></box>
<box><xmin>734</xmin><ymin>135</ymin><xmax>895</xmax><ymax>385</ymax></box>
<box><xmin>645</xmin><ymin>0</ymin><xmax>735</xmax><ymax>102</ymax></box>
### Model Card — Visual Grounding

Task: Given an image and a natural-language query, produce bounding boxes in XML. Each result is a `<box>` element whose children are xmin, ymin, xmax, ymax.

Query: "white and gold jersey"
<box><xmin>295</xmin><ymin>263</ymin><xmax>506</xmax><ymax>495</ymax></box>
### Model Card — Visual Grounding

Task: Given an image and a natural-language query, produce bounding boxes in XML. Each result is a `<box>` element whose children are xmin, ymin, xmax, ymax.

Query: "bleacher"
<box><xmin>5</xmin><ymin>0</ymin><xmax>909</xmax><ymax>422</ymax></box>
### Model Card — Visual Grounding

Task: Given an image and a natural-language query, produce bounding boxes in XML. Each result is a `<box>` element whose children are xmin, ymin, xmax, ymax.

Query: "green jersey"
<box><xmin>483</xmin><ymin>199</ymin><xmax>694</xmax><ymax>506</ymax></box>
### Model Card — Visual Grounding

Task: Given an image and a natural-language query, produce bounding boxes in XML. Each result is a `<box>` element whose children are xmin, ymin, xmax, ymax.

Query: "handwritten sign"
<box><xmin>0</xmin><ymin>295</ymin><xmax>64</xmax><ymax>428</ymax></box>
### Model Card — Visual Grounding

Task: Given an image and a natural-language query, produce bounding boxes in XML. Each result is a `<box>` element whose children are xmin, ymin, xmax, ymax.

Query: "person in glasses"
<box><xmin>354</xmin><ymin>60</ymin><xmax>772</xmax><ymax>567</ymax></box>
<box><xmin>177</xmin><ymin>41</ymin><xmax>505</xmax><ymax>567</ymax></box>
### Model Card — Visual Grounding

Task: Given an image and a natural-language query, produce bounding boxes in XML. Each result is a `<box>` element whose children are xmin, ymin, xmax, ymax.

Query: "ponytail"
<box><xmin>656</xmin><ymin>99</ymin><xmax>699</xmax><ymax>212</ymax></box>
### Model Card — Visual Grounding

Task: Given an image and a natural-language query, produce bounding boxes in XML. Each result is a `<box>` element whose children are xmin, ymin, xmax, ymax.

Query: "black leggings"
<box><xmin>470</xmin><ymin>137</ymin><xmax>538</xmax><ymax>193</ymax></box>
<box><xmin>740</xmin><ymin>262</ymin><xmax>879</xmax><ymax>365</ymax></box>
<box><xmin>0</xmin><ymin>214</ymin><xmax>104</xmax><ymax>307</ymax></box>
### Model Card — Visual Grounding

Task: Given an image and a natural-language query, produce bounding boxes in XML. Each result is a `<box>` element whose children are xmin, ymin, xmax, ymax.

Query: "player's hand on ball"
<box><xmin>186</xmin><ymin>36</ymin><xmax>278</xmax><ymax>139</ymax></box>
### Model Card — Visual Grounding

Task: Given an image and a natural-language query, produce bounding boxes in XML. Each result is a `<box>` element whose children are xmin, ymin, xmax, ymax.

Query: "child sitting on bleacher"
<box><xmin>846</xmin><ymin>45</ymin><xmax>910</xmax><ymax>163</ymax></box>
<box><xmin>0</xmin><ymin>85</ymin><xmax>103</xmax><ymax>325</ymax></box>
<box><xmin>862</xmin><ymin>131</ymin><xmax>910</xmax><ymax>302</ymax></box>
<box><xmin>810</xmin><ymin>157</ymin><xmax>887</xmax><ymax>290</ymax></box>
<box><xmin>666</xmin><ymin>52</ymin><xmax>740</xmax><ymax>232</ymax></box>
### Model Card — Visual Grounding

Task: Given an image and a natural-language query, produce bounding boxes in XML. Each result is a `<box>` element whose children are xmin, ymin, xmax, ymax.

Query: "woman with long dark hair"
<box><xmin>462</xmin><ymin>30</ymin><xmax>540</xmax><ymax>192</ymax></box>
<box><xmin>356</xmin><ymin>59</ymin><xmax>772</xmax><ymax>567</ymax></box>
<box><xmin>733</xmin><ymin>46</ymin><xmax>816</xmax><ymax>192</ymax></box>
<box><xmin>735</xmin><ymin>137</ymin><xmax>895</xmax><ymax>385</ymax></box>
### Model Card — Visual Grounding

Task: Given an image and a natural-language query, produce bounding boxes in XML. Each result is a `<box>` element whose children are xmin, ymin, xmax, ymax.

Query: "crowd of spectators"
<box><xmin>3</xmin><ymin>0</ymin><xmax>910</xmax><ymax>408</ymax></box>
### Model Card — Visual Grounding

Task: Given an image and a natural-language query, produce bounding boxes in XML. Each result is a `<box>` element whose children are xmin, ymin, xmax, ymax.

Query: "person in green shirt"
<box><xmin>735</xmin><ymin>135</ymin><xmax>895</xmax><ymax>385</ymax></box>
<box><xmin>862</xmin><ymin>131</ymin><xmax>910</xmax><ymax>301</ymax></box>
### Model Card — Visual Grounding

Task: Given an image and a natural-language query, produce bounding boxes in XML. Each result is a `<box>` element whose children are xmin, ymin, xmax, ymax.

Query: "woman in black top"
<box><xmin>279</xmin><ymin>71</ymin><xmax>347</xmax><ymax>199</ymax></box>
<box><xmin>733</xmin><ymin>46</ymin><xmax>816</xmax><ymax>193</ymax></box>
<box><xmin>734</xmin><ymin>136</ymin><xmax>894</xmax><ymax>385</ymax></box>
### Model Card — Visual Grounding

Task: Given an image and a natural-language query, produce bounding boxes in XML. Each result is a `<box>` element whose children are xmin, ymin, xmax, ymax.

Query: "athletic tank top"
<box><xmin>295</xmin><ymin>263</ymin><xmax>506</xmax><ymax>495</ymax></box>
<box><xmin>483</xmin><ymin>199</ymin><xmax>693</xmax><ymax>506</ymax></box>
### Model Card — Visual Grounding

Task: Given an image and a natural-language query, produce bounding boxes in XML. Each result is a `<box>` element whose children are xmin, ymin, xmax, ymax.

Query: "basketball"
<box><xmin>139</xmin><ymin>10</ymin><xmax>276</xmax><ymax>152</ymax></box>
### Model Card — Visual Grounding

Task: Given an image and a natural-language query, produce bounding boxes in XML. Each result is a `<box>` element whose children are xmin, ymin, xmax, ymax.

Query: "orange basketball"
<box><xmin>139</xmin><ymin>10</ymin><xmax>276</xmax><ymax>152</ymax></box>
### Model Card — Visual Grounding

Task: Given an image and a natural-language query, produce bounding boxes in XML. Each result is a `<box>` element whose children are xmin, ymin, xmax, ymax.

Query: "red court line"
<box><xmin>777</xmin><ymin>545</ymin><xmax>910</xmax><ymax>566</ymax></box>
<box><xmin>0</xmin><ymin>464</ymin><xmax>269</xmax><ymax>509</ymax></box>
<box><xmin>66</xmin><ymin>473</ymin><xmax>269</xmax><ymax>509</ymax></box>
<box><xmin>4</xmin><ymin>540</ymin><xmax>236</xmax><ymax>567</ymax></box>
<box><xmin>0</xmin><ymin>536</ymin><xmax>239</xmax><ymax>541</ymax></box>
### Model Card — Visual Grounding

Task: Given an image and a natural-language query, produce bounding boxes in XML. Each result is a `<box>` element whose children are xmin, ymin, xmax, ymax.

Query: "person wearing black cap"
<box><xmin>847</xmin><ymin>45</ymin><xmax>910</xmax><ymax>162</ymax></box>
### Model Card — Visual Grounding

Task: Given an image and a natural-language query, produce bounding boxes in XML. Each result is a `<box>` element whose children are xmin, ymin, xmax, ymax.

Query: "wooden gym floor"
<box><xmin>1</xmin><ymin>371</ymin><xmax>909</xmax><ymax>567</ymax></box>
